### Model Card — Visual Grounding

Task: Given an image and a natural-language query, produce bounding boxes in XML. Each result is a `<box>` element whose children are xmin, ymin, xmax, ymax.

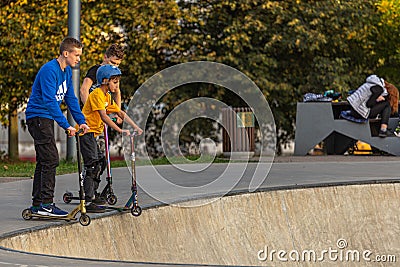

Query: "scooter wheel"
<box><xmin>22</xmin><ymin>209</ymin><xmax>32</xmax><ymax>220</ymax></box>
<box><xmin>63</xmin><ymin>192</ymin><xmax>73</xmax><ymax>204</ymax></box>
<box><xmin>131</xmin><ymin>205</ymin><xmax>142</xmax><ymax>217</ymax></box>
<box><xmin>107</xmin><ymin>194</ymin><xmax>118</xmax><ymax>205</ymax></box>
<box><xmin>79</xmin><ymin>214</ymin><xmax>91</xmax><ymax>226</ymax></box>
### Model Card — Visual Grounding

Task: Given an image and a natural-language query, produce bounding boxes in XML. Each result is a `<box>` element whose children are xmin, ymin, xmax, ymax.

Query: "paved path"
<box><xmin>0</xmin><ymin>156</ymin><xmax>399</xmax><ymax>266</ymax></box>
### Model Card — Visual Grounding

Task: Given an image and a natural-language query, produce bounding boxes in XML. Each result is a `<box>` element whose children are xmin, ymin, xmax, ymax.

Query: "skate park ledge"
<box><xmin>1</xmin><ymin>179</ymin><xmax>400</xmax><ymax>266</ymax></box>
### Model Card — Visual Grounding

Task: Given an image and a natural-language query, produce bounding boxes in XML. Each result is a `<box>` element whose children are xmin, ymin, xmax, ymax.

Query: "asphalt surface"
<box><xmin>0</xmin><ymin>155</ymin><xmax>399</xmax><ymax>266</ymax></box>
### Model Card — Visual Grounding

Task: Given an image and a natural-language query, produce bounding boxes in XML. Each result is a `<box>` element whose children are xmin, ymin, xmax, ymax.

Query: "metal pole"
<box><xmin>66</xmin><ymin>0</ymin><xmax>81</xmax><ymax>161</ymax></box>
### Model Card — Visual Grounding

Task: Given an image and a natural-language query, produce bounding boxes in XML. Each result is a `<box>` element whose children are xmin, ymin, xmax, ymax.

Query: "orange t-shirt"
<box><xmin>82</xmin><ymin>88</ymin><xmax>120</xmax><ymax>137</ymax></box>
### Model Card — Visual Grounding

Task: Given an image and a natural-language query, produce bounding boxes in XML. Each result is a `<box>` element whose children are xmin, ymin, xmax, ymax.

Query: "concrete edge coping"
<box><xmin>1</xmin><ymin>178</ymin><xmax>400</xmax><ymax>266</ymax></box>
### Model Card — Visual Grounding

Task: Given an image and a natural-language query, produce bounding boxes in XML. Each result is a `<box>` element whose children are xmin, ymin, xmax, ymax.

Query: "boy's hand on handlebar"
<box><xmin>66</xmin><ymin>124</ymin><xmax>89</xmax><ymax>136</ymax></box>
<box><xmin>121</xmin><ymin>129</ymin><xmax>131</xmax><ymax>136</ymax></box>
<box><xmin>121</xmin><ymin>128</ymin><xmax>143</xmax><ymax>136</ymax></box>
<box><xmin>79</xmin><ymin>124</ymin><xmax>90</xmax><ymax>134</ymax></box>
<box><xmin>135</xmin><ymin>127</ymin><xmax>143</xmax><ymax>136</ymax></box>
<box><xmin>66</xmin><ymin>126</ymin><xmax>77</xmax><ymax>137</ymax></box>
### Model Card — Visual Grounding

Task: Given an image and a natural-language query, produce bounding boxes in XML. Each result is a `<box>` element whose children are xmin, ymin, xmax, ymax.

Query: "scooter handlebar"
<box><xmin>122</xmin><ymin>130</ymin><xmax>137</xmax><ymax>136</ymax></box>
<box><xmin>65</xmin><ymin>128</ymin><xmax>84</xmax><ymax>136</ymax></box>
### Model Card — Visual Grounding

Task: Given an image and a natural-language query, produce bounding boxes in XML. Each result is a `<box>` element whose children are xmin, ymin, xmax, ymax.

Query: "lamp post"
<box><xmin>66</xmin><ymin>0</ymin><xmax>81</xmax><ymax>161</ymax></box>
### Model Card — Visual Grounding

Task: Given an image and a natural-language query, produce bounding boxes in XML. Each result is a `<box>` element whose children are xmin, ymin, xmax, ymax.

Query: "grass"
<box><xmin>0</xmin><ymin>155</ymin><xmax>232</xmax><ymax>178</ymax></box>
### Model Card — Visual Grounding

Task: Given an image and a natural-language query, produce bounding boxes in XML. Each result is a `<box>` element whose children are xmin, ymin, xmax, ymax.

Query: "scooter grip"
<box><xmin>122</xmin><ymin>130</ymin><xmax>137</xmax><ymax>136</ymax></box>
<box><xmin>65</xmin><ymin>128</ymin><xmax>84</xmax><ymax>136</ymax></box>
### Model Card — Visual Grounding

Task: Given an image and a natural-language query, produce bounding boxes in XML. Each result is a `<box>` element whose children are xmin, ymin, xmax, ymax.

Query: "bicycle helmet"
<box><xmin>96</xmin><ymin>64</ymin><xmax>122</xmax><ymax>85</ymax></box>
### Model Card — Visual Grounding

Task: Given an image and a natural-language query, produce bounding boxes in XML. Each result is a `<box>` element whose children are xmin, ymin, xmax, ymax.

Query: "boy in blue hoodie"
<box><xmin>25</xmin><ymin>37</ymin><xmax>89</xmax><ymax>217</ymax></box>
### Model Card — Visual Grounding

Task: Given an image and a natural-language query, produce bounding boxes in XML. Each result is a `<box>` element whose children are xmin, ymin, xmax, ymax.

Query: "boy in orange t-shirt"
<box><xmin>80</xmin><ymin>64</ymin><xmax>143</xmax><ymax>213</ymax></box>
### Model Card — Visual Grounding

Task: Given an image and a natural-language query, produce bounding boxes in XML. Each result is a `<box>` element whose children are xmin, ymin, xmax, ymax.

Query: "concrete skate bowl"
<box><xmin>1</xmin><ymin>182</ymin><xmax>400</xmax><ymax>266</ymax></box>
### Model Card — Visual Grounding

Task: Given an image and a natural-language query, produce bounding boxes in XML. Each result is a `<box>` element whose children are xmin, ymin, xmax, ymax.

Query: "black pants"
<box><xmin>351</xmin><ymin>101</ymin><xmax>391</xmax><ymax>125</ymax></box>
<box><xmin>80</xmin><ymin>133</ymin><xmax>105</xmax><ymax>200</ymax></box>
<box><xmin>27</xmin><ymin>117</ymin><xmax>59</xmax><ymax>206</ymax></box>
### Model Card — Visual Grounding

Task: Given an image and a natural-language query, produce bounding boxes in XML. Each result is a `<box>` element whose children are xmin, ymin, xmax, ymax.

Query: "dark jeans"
<box><xmin>27</xmin><ymin>117</ymin><xmax>59</xmax><ymax>206</ymax></box>
<box><xmin>80</xmin><ymin>133</ymin><xmax>105</xmax><ymax>200</ymax></box>
<box><xmin>351</xmin><ymin>101</ymin><xmax>391</xmax><ymax>126</ymax></box>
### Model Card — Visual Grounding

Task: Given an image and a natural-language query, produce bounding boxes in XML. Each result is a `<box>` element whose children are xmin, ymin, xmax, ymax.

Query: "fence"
<box><xmin>221</xmin><ymin>107</ymin><xmax>255</xmax><ymax>158</ymax></box>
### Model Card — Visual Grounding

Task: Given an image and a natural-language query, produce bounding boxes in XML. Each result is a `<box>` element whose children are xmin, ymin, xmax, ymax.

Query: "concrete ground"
<box><xmin>0</xmin><ymin>155</ymin><xmax>399</xmax><ymax>266</ymax></box>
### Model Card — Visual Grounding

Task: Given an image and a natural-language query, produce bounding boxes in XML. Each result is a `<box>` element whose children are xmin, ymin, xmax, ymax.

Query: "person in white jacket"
<box><xmin>347</xmin><ymin>74</ymin><xmax>391</xmax><ymax>137</ymax></box>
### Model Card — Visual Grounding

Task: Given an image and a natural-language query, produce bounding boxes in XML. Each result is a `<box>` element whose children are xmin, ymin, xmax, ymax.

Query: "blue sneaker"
<box><xmin>38</xmin><ymin>203</ymin><xmax>68</xmax><ymax>217</ymax></box>
<box><xmin>29</xmin><ymin>206</ymin><xmax>39</xmax><ymax>214</ymax></box>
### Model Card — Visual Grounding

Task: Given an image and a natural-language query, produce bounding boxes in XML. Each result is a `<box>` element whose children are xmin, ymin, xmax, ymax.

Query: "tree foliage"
<box><xmin>0</xmin><ymin>0</ymin><xmax>66</xmax><ymax>123</ymax></box>
<box><xmin>172</xmin><ymin>0</ymin><xmax>400</xmax><ymax>152</ymax></box>
<box><xmin>374</xmin><ymin>0</ymin><xmax>400</xmax><ymax>81</ymax></box>
<box><xmin>1</xmin><ymin>0</ymin><xmax>400</xmax><ymax>157</ymax></box>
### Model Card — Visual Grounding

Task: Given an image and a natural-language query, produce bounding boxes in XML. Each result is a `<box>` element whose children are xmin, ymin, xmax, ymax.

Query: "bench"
<box><xmin>294</xmin><ymin>102</ymin><xmax>400</xmax><ymax>156</ymax></box>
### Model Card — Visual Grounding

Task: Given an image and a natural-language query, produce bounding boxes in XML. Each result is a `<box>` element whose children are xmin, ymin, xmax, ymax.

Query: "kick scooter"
<box><xmin>99</xmin><ymin>130</ymin><xmax>142</xmax><ymax>216</ymax></box>
<box><xmin>63</xmin><ymin>124</ymin><xmax>117</xmax><ymax>205</ymax></box>
<box><xmin>22</xmin><ymin>129</ymin><xmax>91</xmax><ymax>226</ymax></box>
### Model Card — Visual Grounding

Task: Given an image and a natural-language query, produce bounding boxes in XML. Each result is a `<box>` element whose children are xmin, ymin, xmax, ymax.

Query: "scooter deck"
<box><xmin>97</xmin><ymin>192</ymin><xmax>141</xmax><ymax>216</ymax></box>
<box><xmin>22</xmin><ymin>202</ymin><xmax>91</xmax><ymax>226</ymax></box>
<box><xmin>97</xmin><ymin>205</ymin><xmax>130</xmax><ymax>212</ymax></box>
<box><xmin>28</xmin><ymin>213</ymin><xmax>77</xmax><ymax>221</ymax></box>
<box><xmin>64</xmin><ymin>191</ymin><xmax>116</xmax><ymax>201</ymax></box>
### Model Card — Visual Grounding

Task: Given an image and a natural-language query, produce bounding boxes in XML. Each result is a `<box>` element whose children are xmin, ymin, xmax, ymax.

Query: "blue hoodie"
<box><xmin>26</xmin><ymin>59</ymin><xmax>86</xmax><ymax>129</ymax></box>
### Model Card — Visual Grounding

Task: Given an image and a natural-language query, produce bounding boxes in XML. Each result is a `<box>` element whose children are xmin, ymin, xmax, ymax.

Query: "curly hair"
<box><xmin>385</xmin><ymin>81</ymin><xmax>399</xmax><ymax>115</ymax></box>
<box><xmin>105</xmin><ymin>44</ymin><xmax>124</xmax><ymax>60</ymax></box>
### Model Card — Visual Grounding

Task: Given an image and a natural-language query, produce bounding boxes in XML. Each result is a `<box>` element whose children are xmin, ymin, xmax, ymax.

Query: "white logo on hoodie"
<box><xmin>55</xmin><ymin>81</ymin><xmax>67</xmax><ymax>101</ymax></box>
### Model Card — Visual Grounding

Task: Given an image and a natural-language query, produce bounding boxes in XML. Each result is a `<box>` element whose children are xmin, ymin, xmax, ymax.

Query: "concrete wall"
<box><xmin>1</xmin><ymin>183</ymin><xmax>399</xmax><ymax>266</ymax></box>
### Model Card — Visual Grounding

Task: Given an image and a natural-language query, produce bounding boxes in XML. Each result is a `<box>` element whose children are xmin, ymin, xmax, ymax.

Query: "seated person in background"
<box><xmin>347</xmin><ymin>74</ymin><xmax>390</xmax><ymax>137</ymax></box>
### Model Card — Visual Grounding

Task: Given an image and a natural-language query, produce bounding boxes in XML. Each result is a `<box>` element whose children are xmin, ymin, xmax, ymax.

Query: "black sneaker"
<box><xmin>85</xmin><ymin>203</ymin><xmax>106</xmax><ymax>213</ymax></box>
<box><xmin>93</xmin><ymin>192</ymin><xmax>107</xmax><ymax>205</ymax></box>
<box><xmin>379</xmin><ymin>130</ymin><xmax>388</xmax><ymax>138</ymax></box>
<box><xmin>93</xmin><ymin>195</ymin><xmax>107</xmax><ymax>205</ymax></box>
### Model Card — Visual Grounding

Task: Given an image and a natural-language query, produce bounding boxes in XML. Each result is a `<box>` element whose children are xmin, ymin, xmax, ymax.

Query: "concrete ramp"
<box><xmin>1</xmin><ymin>183</ymin><xmax>400</xmax><ymax>266</ymax></box>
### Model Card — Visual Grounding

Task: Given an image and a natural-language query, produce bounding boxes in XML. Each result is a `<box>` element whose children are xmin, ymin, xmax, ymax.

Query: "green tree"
<box><xmin>0</xmin><ymin>0</ymin><xmax>67</xmax><ymax>160</ymax></box>
<box><xmin>172</xmin><ymin>0</ymin><xmax>400</xmax><ymax>153</ymax></box>
<box><xmin>374</xmin><ymin>0</ymin><xmax>400</xmax><ymax>82</ymax></box>
<box><xmin>105</xmin><ymin>0</ymin><xmax>183</xmax><ymax>99</ymax></box>
<box><xmin>2</xmin><ymin>0</ymin><xmax>400</xmax><ymax>159</ymax></box>
<box><xmin>0</xmin><ymin>0</ymin><xmax>121</xmax><ymax>160</ymax></box>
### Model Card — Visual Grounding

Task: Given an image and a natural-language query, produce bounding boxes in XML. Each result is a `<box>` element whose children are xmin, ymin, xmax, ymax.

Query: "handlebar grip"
<box><xmin>122</xmin><ymin>130</ymin><xmax>137</xmax><ymax>136</ymax></box>
<box><xmin>65</xmin><ymin>128</ymin><xmax>84</xmax><ymax>135</ymax></box>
